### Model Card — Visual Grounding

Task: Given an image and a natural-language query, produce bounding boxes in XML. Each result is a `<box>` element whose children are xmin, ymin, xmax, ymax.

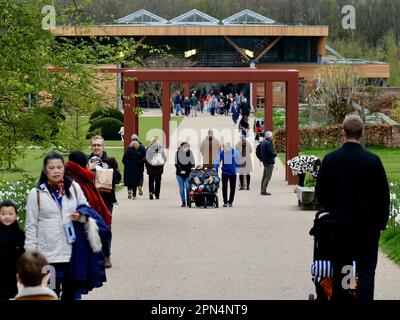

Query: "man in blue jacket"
<box><xmin>260</xmin><ymin>131</ymin><xmax>277</xmax><ymax>195</ymax></box>
<box><xmin>214</xmin><ymin>142</ymin><xmax>242</xmax><ymax>207</ymax></box>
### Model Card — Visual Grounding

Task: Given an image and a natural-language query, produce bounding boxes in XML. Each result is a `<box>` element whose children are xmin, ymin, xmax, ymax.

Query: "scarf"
<box><xmin>47</xmin><ymin>179</ymin><xmax>65</xmax><ymax>197</ymax></box>
<box><xmin>65</xmin><ymin>161</ymin><xmax>111</xmax><ymax>226</ymax></box>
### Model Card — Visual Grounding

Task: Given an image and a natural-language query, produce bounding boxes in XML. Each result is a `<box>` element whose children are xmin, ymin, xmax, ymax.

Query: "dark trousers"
<box><xmin>127</xmin><ymin>185</ymin><xmax>137</xmax><ymax>197</ymax></box>
<box><xmin>102</xmin><ymin>204</ymin><xmax>113</xmax><ymax>258</ymax></box>
<box><xmin>330</xmin><ymin>224</ymin><xmax>380</xmax><ymax>300</ymax></box>
<box><xmin>149</xmin><ymin>173</ymin><xmax>162</xmax><ymax>197</ymax></box>
<box><xmin>239</xmin><ymin>174</ymin><xmax>250</xmax><ymax>188</ymax></box>
<box><xmin>222</xmin><ymin>173</ymin><xmax>236</xmax><ymax>205</ymax></box>
<box><xmin>52</xmin><ymin>263</ymin><xmax>77</xmax><ymax>301</ymax></box>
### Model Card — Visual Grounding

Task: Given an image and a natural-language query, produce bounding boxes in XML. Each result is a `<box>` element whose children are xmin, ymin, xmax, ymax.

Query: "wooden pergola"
<box><xmin>100</xmin><ymin>67</ymin><xmax>299</xmax><ymax>184</ymax></box>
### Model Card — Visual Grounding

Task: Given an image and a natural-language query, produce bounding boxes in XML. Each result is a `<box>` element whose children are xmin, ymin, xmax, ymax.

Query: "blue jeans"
<box><xmin>176</xmin><ymin>175</ymin><xmax>190</xmax><ymax>203</ymax></box>
<box><xmin>175</xmin><ymin>104</ymin><xmax>182</xmax><ymax>115</ymax></box>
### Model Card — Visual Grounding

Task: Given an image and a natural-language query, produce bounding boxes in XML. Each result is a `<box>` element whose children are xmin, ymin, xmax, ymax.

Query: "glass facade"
<box><xmin>143</xmin><ymin>36</ymin><xmax>319</xmax><ymax>66</ymax></box>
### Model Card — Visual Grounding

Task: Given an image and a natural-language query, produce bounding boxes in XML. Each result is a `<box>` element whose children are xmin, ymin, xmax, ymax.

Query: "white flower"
<box><xmin>390</xmin><ymin>193</ymin><xmax>397</xmax><ymax>200</ymax></box>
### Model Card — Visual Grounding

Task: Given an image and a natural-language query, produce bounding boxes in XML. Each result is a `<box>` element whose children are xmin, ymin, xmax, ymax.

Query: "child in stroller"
<box><xmin>309</xmin><ymin>210</ymin><xmax>357</xmax><ymax>300</ymax></box>
<box><xmin>188</xmin><ymin>166</ymin><xmax>220</xmax><ymax>208</ymax></box>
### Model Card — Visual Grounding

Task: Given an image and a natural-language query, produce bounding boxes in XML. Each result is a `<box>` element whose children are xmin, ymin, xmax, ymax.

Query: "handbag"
<box><xmin>151</xmin><ymin>149</ymin><xmax>165</xmax><ymax>166</ymax></box>
<box><xmin>95</xmin><ymin>168</ymin><xmax>113</xmax><ymax>193</ymax></box>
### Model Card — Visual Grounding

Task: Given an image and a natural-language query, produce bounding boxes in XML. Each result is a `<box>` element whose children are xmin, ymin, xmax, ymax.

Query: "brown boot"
<box><xmin>105</xmin><ymin>256</ymin><xmax>112</xmax><ymax>268</ymax></box>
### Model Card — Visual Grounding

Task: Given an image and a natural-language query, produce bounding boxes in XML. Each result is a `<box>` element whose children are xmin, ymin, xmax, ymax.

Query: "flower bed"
<box><xmin>0</xmin><ymin>178</ymin><xmax>36</xmax><ymax>228</ymax></box>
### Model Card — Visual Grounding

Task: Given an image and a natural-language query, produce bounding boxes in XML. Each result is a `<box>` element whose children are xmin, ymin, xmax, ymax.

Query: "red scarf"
<box><xmin>65</xmin><ymin>161</ymin><xmax>112</xmax><ymax>226</ymax></box>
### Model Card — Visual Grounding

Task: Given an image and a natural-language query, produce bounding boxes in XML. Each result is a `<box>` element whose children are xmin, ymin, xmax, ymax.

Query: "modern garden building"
<box><xmin>53</xmin><ymin>9</ymin><xmax>390</xmax><ymax>107</ymax></box>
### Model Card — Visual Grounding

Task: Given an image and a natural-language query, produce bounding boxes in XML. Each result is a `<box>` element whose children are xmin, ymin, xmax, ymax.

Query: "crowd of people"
<box><xmin>0</xmin><ymin>111</ymin><xmax>391</xmax><ymax>301</ymax></box>
<box><xmin>171</xmin><ymin>90</ymin><xmax>252</xmax><ymax>123</ymax></box>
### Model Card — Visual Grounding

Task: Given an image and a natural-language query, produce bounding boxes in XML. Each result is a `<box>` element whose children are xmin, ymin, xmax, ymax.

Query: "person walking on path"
<box><xmin>315</xmin><ymin>115</ymin><xmax>390</xmax><ymax>300</ymax></box>
<box><xmin>175</xmin><ymin>142</ymin><xmax>195</xmax><ymax>207</ymax></box>
<box><xmin>200</xmin><ymin>129</ymin><xmax>221</xmax><ymax>169</ymax></box>
<box><xmin>24</xmin><ymin>153</ymin><xmax>89</xmax><ymax>300</ymax></box>
<box><xmin>189</xmin><ymin>93</ymin><xmax>198</xmax><ymax>117</ymax></box>
<box><xmin>123</xmin><ymin>141</ymin><xmax>143</xmax><ymax>200</ymax></box>
<box><xmin>231</xmin><ymin>101</ymin><xmax>239</xmax><ymax>125</ymax></box>
<box><xmin>65</xmin><ymin>151</ymin><xmax>111</xmax><ymax>226</ymax></box>
<box><xmin>260</xmin><ymin>131</ymin><xmax>276</xmax><ymax>195</ymax></box>
<box><xmin>213</xmin><ymin>142</ymin><xmax>242</xmax><ymax>207</ymax></box>
<box><xmin>130</xmin><ymin>134</ymin><xmax>146</xmax><ymax>196</ymax></box>
<box><xmin>88</xmin><ymin>136</ymin><xmax>121</xmax><ymax>268</ymax></box>
<box><xmin>145</xmin><ymin>137</ymin><xmax>167</xmax><ymax>200</ymax></box>
<box><xmin>0</xmin><ymin>200</ymin><xmax>25</xmax><ymax>300</ymax></box>
<box><xmin>235</xmin><ymin>136</ymin><xmax>253</xmax><ymax>190</ymax></box>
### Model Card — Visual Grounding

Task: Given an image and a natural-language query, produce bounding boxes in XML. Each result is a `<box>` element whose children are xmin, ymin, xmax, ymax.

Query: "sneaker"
<box><xmin>149</xmin><ymin>194</ymin><xmax>154</xmax><ymax>200</ymax></box>
<box><xmin>128</xmin><ymin>191</ymin><xmax>132</xmax><ymax>199</ymax></box>
<box><xmin>223</xmin><ymin>203</ymin><xmax>228</xmax><ymax>207</ymax></box>
<box><xmin>132</xmin><ymin>196</ymin><xmax>136</xmax><ymax>200</ymax></box>
<box><xmin>156</xmin><ymin>196</ymin><xmax>160</xmax><ymax>200</ymax></box>
<box><xmin>228</xmin><ymin>203</ymin><xmax>233</xmax><ymax>207</ymax></box>
<box><xmin>138</xmin><ymin>186</ymin><xmax>143</xmax><ymax>196</ymax></box>
<box><xmin>246</xmin><ymin>186</ymin><xmax>250</xmax><ymax>190</ymax></box>
<box><xmin>181</xmin><ymin>202</ymin><xmax>186</xmax><ymax>207</ymax></box>
<box><xmin>260</xmin><ymin>192</ymin><xmax>271</xmax><ymax>196</ymax></box>
<box><xmin>104</xmin><ymin>256</ymin><xmax>112</xmax><ymax>269</ymax></box>
<box><xmin>239</xmin><ymin>186</ymin><xmax>244</xmax><ymax>190</ymax></box>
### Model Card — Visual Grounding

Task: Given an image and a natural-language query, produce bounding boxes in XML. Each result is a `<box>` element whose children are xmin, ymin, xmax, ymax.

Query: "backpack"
<box><xmin>256</xmin><ymin>143</ymin><xmax>262</xmax><ymax>161</ymax></box>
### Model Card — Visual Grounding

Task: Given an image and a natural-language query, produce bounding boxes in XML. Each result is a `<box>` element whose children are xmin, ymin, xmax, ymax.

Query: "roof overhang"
<box><xmin>51</xmin><ymin>25</ymin><xmax>329</xmax><ymax>37</ymax></box>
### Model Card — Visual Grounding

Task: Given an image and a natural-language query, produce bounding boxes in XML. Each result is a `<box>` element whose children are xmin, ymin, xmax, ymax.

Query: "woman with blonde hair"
<box><xmin>145</xmin><ymin>137</ymin><xmax>167</xmax><ymax>200</ymax></box>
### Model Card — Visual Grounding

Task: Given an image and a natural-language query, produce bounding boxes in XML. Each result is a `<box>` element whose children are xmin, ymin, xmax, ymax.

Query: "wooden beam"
<box><xmin>264</xmin><ymin>82</ymin><xmax>273</xmax><ymax>131</ymax></box>
<box><xmin>51</xmin><ymin>25</ymin><xmax>329</xmax><ymax>37</ymax></box>
<box><xmin>286</xmin><ymin>79</ymin><xmax>299</xmax><ymax>185</ymax></box>
<box><xmin>223</xmin><ymin>36</ymin><xmax>250</xmax><ymax>62</ymax></box>
<box><xmin>162</xmin><ymin>82</ymin><xmax>171</xmax><ymax>148</ymax></box>
<box><xmin>254</xmin><ymin>36</ymin><xmax>282</xmax><ymax>62</ymax></box>
<box><xmin>136</xmin><ymin>36</ymin><xmax>147</xmax><ymax>44</ymax></box>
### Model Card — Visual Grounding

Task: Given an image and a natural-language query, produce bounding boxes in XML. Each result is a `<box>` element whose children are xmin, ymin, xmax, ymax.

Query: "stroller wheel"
<box><xmin>308</xmin><ymin>294</ymin><xmax>315</xmax><ymax>300</ymax></box>
<box><xmin>204</xmin><ymin>197</ymin><xmax>207</xmax><ymax>208</ymax></box>
<box><xmin>188</xmin><ymin>198</ymin><xmax>191</xmax><ymax>208</ymax></box>
<box><xmin>214</xmin><ymin>195</ymin><xmax>219</xmax><ymax>208</ymax></box>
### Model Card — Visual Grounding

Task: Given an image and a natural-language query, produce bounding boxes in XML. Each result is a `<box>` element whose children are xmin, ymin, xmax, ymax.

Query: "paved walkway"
<box><xmin>86</xmin><ymin>112</ymin><xmax>400</xmax><ymax>300</ymax></box>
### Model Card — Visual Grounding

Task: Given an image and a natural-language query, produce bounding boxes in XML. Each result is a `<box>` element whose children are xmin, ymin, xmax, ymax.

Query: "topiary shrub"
<box><xmin>87</xmin><ymin>117</ymin><xmax>123</xmax><ymax>140</ymax></box>
<box><xmin>89</xmin><ymin>108</ymin><xmax>124</xmax><ymax>124</ymax></box>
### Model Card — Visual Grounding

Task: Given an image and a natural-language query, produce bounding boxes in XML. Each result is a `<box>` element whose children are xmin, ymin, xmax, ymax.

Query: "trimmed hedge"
<box><xmin>274</xmin><ymin>123</ymin><xmax>393</xmax><ymax>152</ymax></box>
<box><xmin>87</xmin><ymin>117</ymin><xmax>123</xmax><ymax>140</ymax></box>
<box><xmin>89</xmin><ymin>108</ymin><xmax>124</xmax><ymax>124</ymax></box>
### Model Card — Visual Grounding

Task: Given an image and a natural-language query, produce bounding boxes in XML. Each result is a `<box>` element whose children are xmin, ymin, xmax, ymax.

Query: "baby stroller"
<box><xmin>308</xmin><ymin>210</ymin><xmax>357</xmax><ymax>300</ymax></box>
<box><xmin>188</xmin><ymin>168</ymin><xmax>219</xmax><ymax>208</ymax></box>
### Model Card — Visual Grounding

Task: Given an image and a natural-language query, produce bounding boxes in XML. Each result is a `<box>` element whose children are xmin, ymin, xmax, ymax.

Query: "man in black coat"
<box><xmin>315</xmin><ymin>115</ymin><xmax>390</xmax><ymax>300</ymax></box>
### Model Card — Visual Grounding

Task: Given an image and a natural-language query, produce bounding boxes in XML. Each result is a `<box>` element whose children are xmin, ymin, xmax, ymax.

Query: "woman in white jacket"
<box><xmin>24</xmin><ymin>152</ymin><xmax>88</xmax><ymax>300</ymax></box>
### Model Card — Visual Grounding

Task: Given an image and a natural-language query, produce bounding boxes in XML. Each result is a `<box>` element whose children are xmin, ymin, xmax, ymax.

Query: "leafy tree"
<box><xmin>0</xmin><ymin>0</ymin><xmax>142</xmax><ymax>164</ymax></box>
<box><xmin>310</xmin><ymin>65</ymin><xmax>361</xmax><ymax>123</ymax></box>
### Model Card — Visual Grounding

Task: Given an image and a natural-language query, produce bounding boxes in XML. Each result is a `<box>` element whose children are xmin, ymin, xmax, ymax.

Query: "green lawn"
<box><xmin>279</xmin><ymin>146</ymin><xmax>400</xmax><ymax>181</ymax></box>
<box><xmin>0</xmin><ymin>115</ymin><xmax>183</xmax><ymax>182</ymax></box>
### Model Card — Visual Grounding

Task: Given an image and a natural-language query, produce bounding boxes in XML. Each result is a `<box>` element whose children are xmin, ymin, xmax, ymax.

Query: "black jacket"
<box><xmin>122</xmin><ymin>146</ymin><xmax>145</xmax><ymax>187</ymax></box>
<box><xmin>175</xmin><ymin>147</ymin><xmax>195</xmax><ymax>179</ymax></box>
<box><xmin>0</xmin><ymin>221</ymin><xmax>25</xmax><ymax>299</ymax></box>
<box><xmin>315</xmin><ymin>142</ymin><xmax>390</xmax><ymax>230</ymax></box>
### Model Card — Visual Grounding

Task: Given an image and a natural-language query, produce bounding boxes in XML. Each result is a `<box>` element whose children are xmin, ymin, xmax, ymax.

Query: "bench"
<box><xmin>297</xmin><ymin>186</ymin><xmax>316</xmax><ymax>210</ymax></box>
